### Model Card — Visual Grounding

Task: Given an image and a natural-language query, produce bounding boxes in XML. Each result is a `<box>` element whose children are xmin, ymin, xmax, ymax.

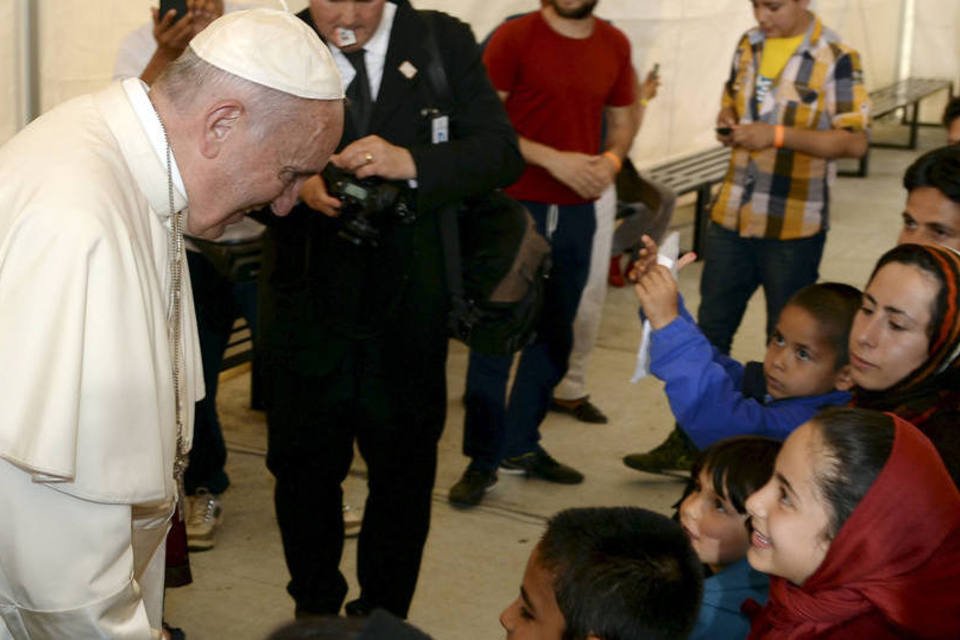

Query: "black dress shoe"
<box><xmin>499</xmin><ymin>448</ymin><xmax>584</xmax><ymax>484</ymax></box>
<box><xmin>345</xmin><ymin>598</ymin><xmax>374</xmax><ymax>618</ymax></box>
<box><xmin>550</xmin><ymin>396</ymin><xmax>608</xmax><ymax>424</ymax></box>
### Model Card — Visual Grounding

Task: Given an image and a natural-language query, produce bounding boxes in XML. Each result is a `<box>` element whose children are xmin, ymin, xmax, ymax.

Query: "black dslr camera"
<box><xmin>322</xmin><ymin>165</ymin><xmax>414</xmax><ymax>247</ymax></box>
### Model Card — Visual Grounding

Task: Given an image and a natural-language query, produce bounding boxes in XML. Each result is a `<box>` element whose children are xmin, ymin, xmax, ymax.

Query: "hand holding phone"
<box><xmin>715</xmin><ymin>126</ymin><xmax>733</xmax><ymax>136</ymax></box>
<box><xmin>159</xmin><ymin>0</ymin><xmax>189</xmax><ymax>23</ymax></box>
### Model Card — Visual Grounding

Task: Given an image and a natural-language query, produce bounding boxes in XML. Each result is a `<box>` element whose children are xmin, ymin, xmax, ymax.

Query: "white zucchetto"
<box><xmin>190</xmin><ymin>9</ymin><xmax>344</xmax><ymax>100</ymax></box>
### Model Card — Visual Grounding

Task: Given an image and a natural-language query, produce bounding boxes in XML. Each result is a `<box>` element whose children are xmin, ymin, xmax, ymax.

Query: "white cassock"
<box><xmin>0</xmin><ymin>78</ymin><xmax>203</xmax><ymax>639</ymax></box>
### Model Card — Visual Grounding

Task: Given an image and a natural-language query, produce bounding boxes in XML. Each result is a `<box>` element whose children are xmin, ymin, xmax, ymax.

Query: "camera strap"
<box><xmin>418</xmin><ymin>12</ymin><xmax>472</xmax><ymax>328</ymax></box>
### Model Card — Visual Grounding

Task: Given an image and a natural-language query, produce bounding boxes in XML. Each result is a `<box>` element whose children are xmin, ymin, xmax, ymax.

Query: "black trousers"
<box><xmin>264</xmin><ymin>341</ymin><xmax>447</xmax><ymax>618</ymax></box>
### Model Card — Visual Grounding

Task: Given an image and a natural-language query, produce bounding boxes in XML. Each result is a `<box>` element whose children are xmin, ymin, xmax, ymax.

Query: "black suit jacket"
<box><xmin>259</xmin><ymin>1</ymin><xmax>523</xmax><ymax>392</ymax></box>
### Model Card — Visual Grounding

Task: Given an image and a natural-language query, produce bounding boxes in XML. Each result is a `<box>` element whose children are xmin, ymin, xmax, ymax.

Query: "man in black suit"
<box><xmin>257</xmin><ymin>0</ymin><xmax>523</xmax><ymax>620</ymax></box>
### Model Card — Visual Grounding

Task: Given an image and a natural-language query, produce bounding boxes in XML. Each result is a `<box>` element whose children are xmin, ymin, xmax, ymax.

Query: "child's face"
<box><xmin>745</xmin><ymin>422</ymin><xmax>831</xmax><ymax>585</ymax></box>
<box><xmin>679</xmin><ymin>469</ymin><xmax>751</xmax><ymax>572</ymax></box>
<box><xmin>500</xmin><ymin>547</ymin><xmax>567</xmax><ymax>640</ymax></box>
<box><xmin>763</xmin><ymin>305</ymin><xmax>843</xmax><ymax>399</ymax></box>
<box><xmin>751</xmin><ymin>0</ymin><xmax>810</xmax><ymax>38</ymax></box>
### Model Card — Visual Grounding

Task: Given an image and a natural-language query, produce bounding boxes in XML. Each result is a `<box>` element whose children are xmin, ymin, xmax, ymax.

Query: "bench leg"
<box><xmin>858</xmin><ymin>147</ymin><xmax>870</xmax><ymax>178</ymax></box>
<box><xmin>909</xmin><ymin>100</ymin><xmax>920</xmax><ymax>149</ymax></box>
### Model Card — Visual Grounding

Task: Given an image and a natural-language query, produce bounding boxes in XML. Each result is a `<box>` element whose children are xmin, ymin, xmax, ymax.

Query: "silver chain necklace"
<box><xmin>159</xmin><ymin>118</ymin><xmax>189</xmax><ymax>510</ymax></box>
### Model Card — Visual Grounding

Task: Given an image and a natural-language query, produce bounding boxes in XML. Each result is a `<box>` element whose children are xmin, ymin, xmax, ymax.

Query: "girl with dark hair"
<box><xmin>849</xmin><ymin>243</ymin><xmax>960</xmax><ymax>485</ymax></box>
<box><xmin>677</xmin><ymin>437</ymin><xmax>781</xmax><ymax>640</ymax></box>
<box><xmin>745</xmin><ymin>408</ymin><xmax>960</xmax><ymax>638</ymax></box>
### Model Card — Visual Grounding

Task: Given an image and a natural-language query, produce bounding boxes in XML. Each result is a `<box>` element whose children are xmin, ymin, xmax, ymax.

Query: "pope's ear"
<box><xmin>199</xmin><ymin>102</ymin><xmax>243</xmax><ymax>159</ymax></box>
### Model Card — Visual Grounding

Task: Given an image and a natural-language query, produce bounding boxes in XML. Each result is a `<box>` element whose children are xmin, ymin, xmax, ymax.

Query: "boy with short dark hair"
<box><xmin>625</xmin><ymin>268</ymin><xmax>859</xmax><ymax>458</ymax></box>
<box><xmin>501</xmin><ymin>507</ymin><xmax>703</xmax><ymax>640</ymax></box>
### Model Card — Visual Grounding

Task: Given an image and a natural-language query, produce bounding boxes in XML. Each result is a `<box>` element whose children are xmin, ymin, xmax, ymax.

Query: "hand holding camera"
<box><xmin>319</xmin><ymin>165</ymin><xmax>413</xmax><ymax>247</ymax></box>
<box><xmin>337</xmin><ymin>135</ymin><xmax>417</xmax><ymax>181</ymax></box>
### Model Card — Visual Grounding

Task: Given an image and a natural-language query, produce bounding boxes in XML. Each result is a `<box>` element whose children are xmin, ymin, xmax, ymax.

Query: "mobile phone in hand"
<box><xmin>715</xmin><ymin>126</ymin><xmax>733</xmax><ymax>136</ymax></box>
<box><xmin>652</xmin><ymin>63</ymin><xmax>660</xmax><ymax>76</ymax></box>
<box><xmin>160</xmin><ymin>0</ymin><xmax>189</xmax><ymax>23</ymax></box>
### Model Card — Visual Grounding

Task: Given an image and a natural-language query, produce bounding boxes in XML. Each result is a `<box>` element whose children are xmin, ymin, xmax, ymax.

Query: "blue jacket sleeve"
<box><xmin>649</xmin><ymin>312</ymin><xmax>851</xmax><ymax>448</ymax></box>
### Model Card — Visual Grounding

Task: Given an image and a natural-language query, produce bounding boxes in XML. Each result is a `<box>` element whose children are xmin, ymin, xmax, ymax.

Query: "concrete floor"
<box><xmin>166</xmin><ymin>122</ymin><xmax>940</xmax><ymax>639</ymax></box>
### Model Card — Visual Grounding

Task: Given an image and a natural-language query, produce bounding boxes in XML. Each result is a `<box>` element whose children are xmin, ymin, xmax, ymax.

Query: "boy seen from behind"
<box><xmin>501</xmin><ymin>507</ymin><xmax>702</xmax><ymax>640</ymax></box>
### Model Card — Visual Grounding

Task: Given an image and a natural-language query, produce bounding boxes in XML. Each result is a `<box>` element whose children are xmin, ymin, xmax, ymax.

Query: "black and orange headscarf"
<box><xmin>853</xmin><ymin>244</ymin><xmax>960</xmax><ymax>425</ymax></box>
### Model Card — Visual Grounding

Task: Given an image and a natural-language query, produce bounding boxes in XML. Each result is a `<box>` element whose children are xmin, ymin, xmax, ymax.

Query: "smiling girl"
<box><xmin>745</xmin><ymin>407</ymin><xmax>960</xmax><ymax>638</ymax></box>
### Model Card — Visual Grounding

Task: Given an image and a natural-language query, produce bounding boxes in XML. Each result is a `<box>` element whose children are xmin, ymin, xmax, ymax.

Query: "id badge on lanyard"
<box><xmin>431</xmin><ymin>114</ymin><xmax>449</xmax><ymax>144</ymax></box>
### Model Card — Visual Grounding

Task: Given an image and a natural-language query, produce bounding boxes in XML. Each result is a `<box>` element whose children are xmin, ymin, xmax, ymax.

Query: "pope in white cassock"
<box><xmin>0</xmin><ymin>10</ymin><xmax>343</xmax><ymax>639</ymax></box>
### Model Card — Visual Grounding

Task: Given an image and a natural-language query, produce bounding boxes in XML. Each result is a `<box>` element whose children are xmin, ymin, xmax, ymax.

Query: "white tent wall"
<box><xmin>913</xmin><ymin>0</ymin><xmax>960</xmax><ymax>121</ymax></box>
<box><xmin>0</xmin><ymin>1</ymin><xmax>20</xmax><ymax>145</ymax></box>
<box><xmin>0</xmin><ymin>1</ymin><xmax>956</xmax><ymax>157</ymax></box>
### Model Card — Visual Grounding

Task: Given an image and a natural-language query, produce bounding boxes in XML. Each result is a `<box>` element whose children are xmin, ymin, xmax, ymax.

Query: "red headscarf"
<box><xmin>748</xmin><ymin>415</ymin><xmax>960</xmax><ymax>639</ymax></box>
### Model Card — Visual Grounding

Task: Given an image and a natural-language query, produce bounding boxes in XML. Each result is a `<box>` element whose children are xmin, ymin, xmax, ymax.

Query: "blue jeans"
<box><xmin>463</xmin><ymin>200</ymin><xmax>596</xmax><ymax>471</ymax></box>
<box><xmin>697</xmin><ymin>222</ymin><xmax>826</xmax><ymax>355</ymax></box>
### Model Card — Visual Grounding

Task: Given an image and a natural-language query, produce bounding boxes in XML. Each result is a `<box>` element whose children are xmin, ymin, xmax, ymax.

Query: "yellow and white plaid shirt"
<box><xmin>711</xmin><ymin>16</ymin><xmax>871</xmax><ymax>240</ymax></box>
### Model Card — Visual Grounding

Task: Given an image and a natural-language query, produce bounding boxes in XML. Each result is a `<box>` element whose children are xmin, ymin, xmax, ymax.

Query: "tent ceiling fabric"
<box><xmin>1</xmin><ymin>0</ymin><xmax>957</xmax><ymax>161</ymax></box>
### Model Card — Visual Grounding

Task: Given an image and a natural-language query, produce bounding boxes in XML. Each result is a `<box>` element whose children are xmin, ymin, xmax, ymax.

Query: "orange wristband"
<box><xmin>603</xmin><ymin>151</ymin><xmax>622</xmax><ymax>172</ymax></box>
<box><xmin>774</xmin><ymin>125</ymin><xmax>786</xmax><ymax>149</ymax></box>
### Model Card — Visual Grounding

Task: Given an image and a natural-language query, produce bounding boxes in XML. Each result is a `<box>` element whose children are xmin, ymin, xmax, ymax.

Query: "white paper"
<box><xmin>632</xmin><ymin>231</ymin><xmax>680</xmax><ymax>383</ymax></box>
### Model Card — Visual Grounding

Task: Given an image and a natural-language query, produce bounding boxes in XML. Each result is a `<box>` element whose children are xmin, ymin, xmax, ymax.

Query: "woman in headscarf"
<box><xmin>745</xmin><ymin>407</ymin><xmax>960</xmax><ymax>638</ymax></box>
<box><xmin>847</xmin><ymin>243</ymin><xmax>960</xmax><ymax>485</ymax></box>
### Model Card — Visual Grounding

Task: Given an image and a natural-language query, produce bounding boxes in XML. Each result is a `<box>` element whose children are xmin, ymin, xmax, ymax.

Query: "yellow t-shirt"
<box><xmin>759</xmin><ymin>34</ymin><xmax>805</xmax><ymax>79</ymax></box>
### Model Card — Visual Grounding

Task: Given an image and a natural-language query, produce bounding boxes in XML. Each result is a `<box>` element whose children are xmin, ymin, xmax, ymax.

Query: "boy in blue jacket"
<box><xmin>626</xmin><ymin>250</ymin><xmax>858</xmax><ymax>453</ymax></box>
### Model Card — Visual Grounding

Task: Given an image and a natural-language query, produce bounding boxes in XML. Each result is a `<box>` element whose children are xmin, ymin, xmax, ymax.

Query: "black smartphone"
<box><xmin>652</xmin><ymin>63</ymin><xmax>660</xmax><ymax>76</ymax></box>
<box><xmin>715</xmin><ymin>126</ymin><xmax>733</xmax><ymax>136</ymax></box>
<box><xmin>160</xmin><ymin>0</ymin><xmax>189</xmax><ymax>23</ymax></box>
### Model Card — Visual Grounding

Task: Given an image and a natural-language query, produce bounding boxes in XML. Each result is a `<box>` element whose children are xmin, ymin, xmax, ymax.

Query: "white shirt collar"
<box><xmin>122</xmin><ymin>77</ymin><xmax>188</xmax><ymax>203</ymax></box>
<box><xmin>329</xmin><ymin>1</ymin><xmax>396</xmax><ymax>101</ymax></box>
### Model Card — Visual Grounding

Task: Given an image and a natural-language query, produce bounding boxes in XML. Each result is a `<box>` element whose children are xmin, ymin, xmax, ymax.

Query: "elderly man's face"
<box><xmin>188</xmin><ymin>99</ymin><xmax>344</xmax><ymax>237</ymax></box>
<box><xmin>309</xmin><ymin>0</ymin><xmax>387</xmax><ymax>52</ymax></box>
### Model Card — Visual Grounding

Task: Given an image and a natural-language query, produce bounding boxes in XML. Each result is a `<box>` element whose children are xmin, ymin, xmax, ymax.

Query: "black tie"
<box><xmin>344</xmin><ymin>49</ymin><xmax>372</xmax><ymax>137</ymax></box>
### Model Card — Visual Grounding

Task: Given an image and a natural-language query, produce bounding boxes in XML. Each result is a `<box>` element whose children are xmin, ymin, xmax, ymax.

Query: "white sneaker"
<box><xmin>186</xmin><ymin>488</ymin><xmax>223</xmax><ymax>551</ymax></box>
<box><xmin>343</xmin><ymin>503</ymin><xmax>362</xmax><ymax>538</ymax></box>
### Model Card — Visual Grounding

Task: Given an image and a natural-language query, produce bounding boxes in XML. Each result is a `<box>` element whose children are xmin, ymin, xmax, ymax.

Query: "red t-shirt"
<box><xmin>483</xmin><ymin>12</ymin><xmax>636</xmax><ymax>204</ymax></box>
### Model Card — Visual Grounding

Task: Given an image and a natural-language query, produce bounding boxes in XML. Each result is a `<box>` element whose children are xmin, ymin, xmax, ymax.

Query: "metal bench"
<box><xmin>851</xmin><ymin>77</ymin><xmax>955</xmax><ymax>177</ymax></box>
<box><xmin>222</xmin><ymin>317</ymin><xmax>255</xmax><ymax>371</ymax></box>
<box><xmin>643</xmin><ymin>146</ymin><xmax>731</xmax><ymax>257</ymax></box>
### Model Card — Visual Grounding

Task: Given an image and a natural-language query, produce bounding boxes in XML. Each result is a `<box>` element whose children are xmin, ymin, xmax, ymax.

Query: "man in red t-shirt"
<box><xmin>450</xmin><ymin>0</ymin><xmax>638</xmax><ymax>507</ymax></box>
